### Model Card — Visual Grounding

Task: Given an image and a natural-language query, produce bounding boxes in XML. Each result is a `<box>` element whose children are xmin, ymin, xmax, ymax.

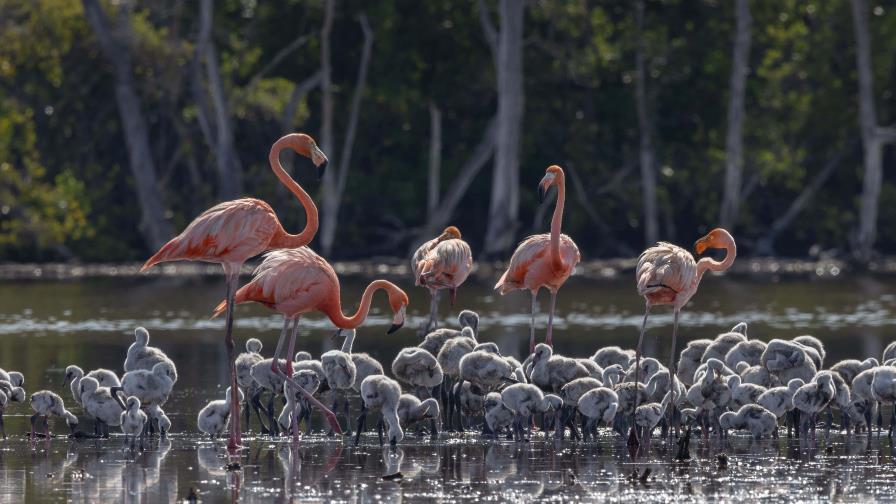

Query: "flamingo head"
<box><xmin>287</xmin><ymin>133</ymin><xmax>329</xmax><ymax>178</ymax></box>
<box><xmin>538</xmin><ymin>165</ymin><xmax>564</xmax><ymax>201</ymax></box>
<box><xmin>386</xmin><ymin>283</ymin><xmax>410</xmax><ymax>334</ymax></box>
<box><xmin>438</xmin><ymin>226</ymin><xmax>462</xmax><ymax>242</ymax></box>
<box><xmin>694</xmin><ymin>228</ymin><xmax>734</xmax><ymax>255</ymax></box>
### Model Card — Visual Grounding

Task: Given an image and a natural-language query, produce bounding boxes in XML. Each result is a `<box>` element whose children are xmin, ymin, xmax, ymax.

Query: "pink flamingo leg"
<box><xmin>270</xmin><ymin>317</ymin><xmax>343</xmax><ymax>435</ymax></box>
<box><xmin>284</xmin><ymin>317</ymin><xmax>299</xmax><ymax>377</ymax></box>
<box><xmin>529</xmin><ymin>291</ymin><xmax>537</xmax><ymax>355</ymax></box>
<box><xmin>629</xmin><ymin>302</ymin><xmax>651</xmax><ymax>450</ymax></box>
<box><xmin>223</xmin><ymin>269</ymin><xmax>243</xmax><ymax>451</ymax></box>
<box><xmin>270</xmin><ymin>317</ymin><xmax>290</xmax><ymax>374</ymax></box>
<box><xmin>545</xmin><ymin>290</ymin><xmax>558</xmax><ymax>348</ymax></box>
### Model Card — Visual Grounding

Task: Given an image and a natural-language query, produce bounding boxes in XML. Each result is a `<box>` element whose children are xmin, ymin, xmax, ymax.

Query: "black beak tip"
<box><xmin>317</xmin><ymin>160</ymin><xmax>328</xmax><ymax>180</ymax></box>
<box><xmin>387</xmin><ymin>323</ymin><xmax>403</xmax><ymax>335</ymax></box>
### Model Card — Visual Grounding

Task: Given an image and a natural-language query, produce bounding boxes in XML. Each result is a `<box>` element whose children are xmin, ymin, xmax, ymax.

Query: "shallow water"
<box><xmin>0</xmin><ymin>275</ymin><xmax>895</xmax><ymax>501</ymax></box>
<box><xmin>6</xmin><ymin>432</ymin><xmax>896</xmax><ymax>502</ymax></box>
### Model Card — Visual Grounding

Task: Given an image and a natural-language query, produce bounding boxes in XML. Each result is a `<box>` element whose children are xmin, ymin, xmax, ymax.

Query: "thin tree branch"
<box><xmin>477</xmin><ymin>0</ymin><xmax>498</xmax><ymax>64</ymax></box>
<box><xmin>247</xmin><ymin>34</ymin><xmax>312</xmax><ymax>90</ymax></box>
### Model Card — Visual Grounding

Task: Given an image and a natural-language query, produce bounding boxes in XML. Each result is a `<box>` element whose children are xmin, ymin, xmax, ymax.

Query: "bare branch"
<box><xmin>335</xmin><ymin>13</ymin><xmax>374</xmax><ymax>196</ymax></box>
<box><xmin>756</xmin><ymin>139</ymin><xmax>858</xmax><ymax>255</ymax></box>
<box><xmin>477</xmin><ymin>0</ymin><xmax>498</xmax><ymax>63</ymax></box>
<box><xmin>247</xmin><ymin>34</ymin><xmax>312</xmax><ymax>90</ymax></box>
<box><xmin>413</xmin><ymin>117</ymin><xmax>497</xmax><ymax>249</ymax></box>
<box><xmin>427</xmin><ymin>101</ymin><xmax>443</xmax><ymax>216</ymax></box>
<box><xmin>280</xmin><ymin>70</ymin><xmax>323</xmax><ymax>130</ymax></box>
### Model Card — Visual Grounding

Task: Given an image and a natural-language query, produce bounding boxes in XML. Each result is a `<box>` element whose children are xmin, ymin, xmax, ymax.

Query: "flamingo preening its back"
<box><xmin>630</xmin><ymin>228</ymin><xmax>736</xmax><ymax>448</ymax></box>
<box><xmin>412</xmin><ymin>226</ymin><xmax>473</xmax><ymax>334</ymax></box>
<box><xmin>141</xmin><ymin>133</ymin><xmax>327</xmax><ymax>451</ymax></box>
<box><xmin>495</xmin><ymin>165</ymin><xmax>581</xmax><ymax>353</ymax></box>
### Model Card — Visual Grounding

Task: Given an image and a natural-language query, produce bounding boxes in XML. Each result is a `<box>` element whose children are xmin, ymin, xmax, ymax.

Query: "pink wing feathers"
<box><xmin>213</xmin><ymin>247</ymin><xmax>337</xmax><ymax>317</ymax></box>
<box><xmin>419</xmin><ymin>239</ymin><xmax>473</xmax><ymax>289</ymax></box>
<box><xmin>495</xmin><ymin>233</ymin><xmax>580</xmax><ymax>294</ymax></box>
<box><xmin>142</xmin><ymin>199</ymin><xmax>279</xmax><ymax>270</ymax></box>
<box><xmin>636</xmin><ymin>242</ymin><xmax>696</xmax><ymax>298</ymax></box>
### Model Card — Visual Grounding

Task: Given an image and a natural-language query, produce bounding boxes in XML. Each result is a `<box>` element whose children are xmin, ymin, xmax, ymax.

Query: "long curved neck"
<box><xmin>341</xmin><ymin>331</ymin><xmax>356</xmax><ymax>354</ymax></box>
<box><xmin>323</xmin><ymin>280</ymin><xmax>394</xmax><ymax>329</ymax></box>
<box><xmin>695</xmin><ymin>234</ymin><xmax>737</xmax><ymax>281</ymax></box>
<box><xmin>268</xmin><ymin>136</ymin><xmax>319</xmax><ymax>248</ymax></box>
<box><xmin>550</xmin><ymin>173</ymin><xmax>567</xmax><ymax>271</ymax></box>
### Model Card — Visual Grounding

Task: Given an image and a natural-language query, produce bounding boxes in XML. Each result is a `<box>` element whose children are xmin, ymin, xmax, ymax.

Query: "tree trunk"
<box><xmin>428</xmin><ymin>101</ymin><xmax>442</xmax><ymax>217</ymax></box>
<box><xmin>198</xmin><ymin>0</ymin><xmax>243</xmax><ymax>200</ymax></box>
<box><xmin>850</xmin><ymin>0</ymin><xmax>891</xmax><ymax>263</ymax></box>
<box><xmin>413</xmin><ymin>117</ymin><xmax>497</xmax><ymax>251</ymax></box>
<box><xmin>319</xmin><ymin>0</ymin><xmax>335</xmax><ymax>160</ymax></box>
<box><xmin>719</xmin><ymin>0</ymin><xmax>752</xmax><ymax>230</ymax></box>
<box><xmin>319</xmin><ymin>12</ymin><xmax>374</xmax><ymax>256</ymax></box>
<box><xmin>483</xmin><ymin>0</ymin><xmax>525</xmax><ymax>257</ymax></box>
<box><xmin>635</xmin><ymin>0</ymin><xmax>658</xmax><ymax>246</ymax></box>
<box><xmin>82</xmin><ymin>0</ymin><xmax>173</xmax><ymax>251</ymax></box>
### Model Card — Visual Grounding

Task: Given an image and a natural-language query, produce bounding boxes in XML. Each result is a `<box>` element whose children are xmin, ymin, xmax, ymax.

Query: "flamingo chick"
<box><xmin>120</xmin><ymin>396</ymin><xmax>147</xmax><ymax>448</ymax></box>
<box><xmin>30</xmin><ymin>391</ymin><xmax>77</xmax><ymax>438</ymax></box>
<box><xmin>198</xmin><ymin>387</ymin><xmax>244</xmax><ymax>438</ymax></box>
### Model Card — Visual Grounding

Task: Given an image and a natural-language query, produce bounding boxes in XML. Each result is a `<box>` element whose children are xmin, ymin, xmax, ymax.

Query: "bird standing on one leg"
<box><xmin>412</xmin><ymin>226</ymin><xmax>473</xmax><ymax>335</ymax></box>
<box><xmin>630</xmin><ymin>228</ymin><xmax>737</xmax><ymax>449</ymax></box>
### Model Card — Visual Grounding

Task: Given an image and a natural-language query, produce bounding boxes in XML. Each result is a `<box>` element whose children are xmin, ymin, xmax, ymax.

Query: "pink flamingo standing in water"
<box><xmin>213</xmin><ymin>246</ymin><xmax>409</xmax><ymax>435</ymax></box>
<box><xmin>631</xmin><ymin>227</ymin><xmax>736</xmax><ymax>445</ymax></box>
<box><xmin>495</xmin><ymin>165</ymin><xmax>581</xmax><ymax>354</ymax></box>
<box><xmin>412</xmin><ymin>226</ymin><xmax>473</xmax><ymax>334</ymax></box>
<box><xmin>141</xmin><ymin>133</ymin><xmax>336</xmax><ymax>449</ymax></box>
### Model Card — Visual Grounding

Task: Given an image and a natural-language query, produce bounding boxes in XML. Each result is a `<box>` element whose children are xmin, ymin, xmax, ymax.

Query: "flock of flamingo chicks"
<box><xmin>13</xmin><ymin>132</ymin><xmax>896</xmax><ymax>460</ymax></box>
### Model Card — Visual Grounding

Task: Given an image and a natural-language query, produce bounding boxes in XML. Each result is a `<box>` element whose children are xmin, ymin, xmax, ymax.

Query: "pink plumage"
<box><xmin>412</xmin><ymin>226</ymin><xmax>473</xmax><ymax>333</ymax></box>
<box><xmin>494</xmin><ymin>165</ymin><xmax>580</xmax><ymax>352</ymax></box>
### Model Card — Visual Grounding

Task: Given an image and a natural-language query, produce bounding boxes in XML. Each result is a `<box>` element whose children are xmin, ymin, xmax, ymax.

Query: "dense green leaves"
<box><xmin>0</xmin><ymin>0</ymin><xmax>894</xmax><ymax>261</ymax></box>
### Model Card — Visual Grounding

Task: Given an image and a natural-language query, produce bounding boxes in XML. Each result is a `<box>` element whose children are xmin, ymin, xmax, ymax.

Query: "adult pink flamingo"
<box><xmin>495</xmin><ymin>165</ymin><xmax>581</xmax><ymax>354</ymax></box>
<box><xmin>631</xmin><ymin>227</ymin><xmax>736</xmax><ymax>445</ymax></box>
<box><xmin>141</xmin><ymin>133</ymin><xmax>328</xmax><ymax>450</ymax></box>
<box><xmin>213</xmin><ymin>246</ymin><xmax>409</xmax><ymax>435</ymax></box>
<box><xmin>412</xmin><ymin>226</ymin><xmax>473</xmax><ymax>333</ymax></box>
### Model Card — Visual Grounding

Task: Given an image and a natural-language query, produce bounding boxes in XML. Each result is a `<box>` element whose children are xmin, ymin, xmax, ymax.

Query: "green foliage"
<box><xmin>0</xmin><ymin>0</ymin><xmax>895</xmax><ymax>261</ymax></box>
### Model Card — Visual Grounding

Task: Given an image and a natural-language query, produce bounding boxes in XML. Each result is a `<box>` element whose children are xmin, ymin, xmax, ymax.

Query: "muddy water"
<box><xmin>0</xmin><ymin>275</ymin><xmax>894</xmax><ymax>501</ymax></box>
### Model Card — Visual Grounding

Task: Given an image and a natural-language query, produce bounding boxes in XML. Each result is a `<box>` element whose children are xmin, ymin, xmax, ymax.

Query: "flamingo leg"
<box><xmin>545</xmin><ymin>290</ymin><xmax>558</xmax><ymax>348</ymax></box>
<box><xmin>223</xmin><ymin>270</ymin><xmax>242</xmax><ymax>451</ymax></box>
<box><xmin>529</xmin><ymin>291</ymin><xmax>538</xmax><ymax>355</ymax></box>
<box><xmin>667</xmin><ymin>308</ymin><xmax>680</xmax><ymax>438</ymax></box>
<box><xmin>284</xmin><ymin>317</ymin><xmax>299</xmax><ymax>377</ymax></box>
<box><xmin>427</xmin><ymin>290</ymin><xmax>440</xmax><ymax>333</ymax></box>
<box><xmin>271</xmin><ymin>319</ymin><xmax>343</xmax><ymax>435</ymax></box>
<box><xmin>629</xmin><ymin>302</ymin><xmax>651</xmax><ymax>448</ymax></box>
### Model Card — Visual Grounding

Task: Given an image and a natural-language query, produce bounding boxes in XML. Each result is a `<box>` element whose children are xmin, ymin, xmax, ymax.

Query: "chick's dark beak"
<box><xmin>387</xmin><ymin>323</ymin><xmax>403</xmax><ymax>335</ymax></box>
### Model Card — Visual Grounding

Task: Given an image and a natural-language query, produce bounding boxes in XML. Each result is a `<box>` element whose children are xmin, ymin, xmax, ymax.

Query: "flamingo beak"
<box><xmin>331</xmin><ymin>328</ymin><xmax>343</xmax><ymax>343</ymax></box>
<box><xmin>387</xmin><ymin>323</ymin><xmax>403</xmax><ymax>335</ymax></box>
<box><xmin>538</xmin><ymin>174</ymin><xmax>555</xmax><ymax>202</ymax></box>
<box><xmin>317</xmin><ymin>159</ymin><xmax>328</xmax><ymax>180</ymax></box>
<box><xmin>311</xmin><ymin>145</ymin><xmax>329</xmax><ymax>179</ymax></box>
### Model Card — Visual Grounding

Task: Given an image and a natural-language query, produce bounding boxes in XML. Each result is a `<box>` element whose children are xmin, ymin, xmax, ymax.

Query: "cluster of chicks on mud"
<box><xmin>223</xmin><ymin>311</ymin><xmax>896</xmax><ymax>448</ymax></box>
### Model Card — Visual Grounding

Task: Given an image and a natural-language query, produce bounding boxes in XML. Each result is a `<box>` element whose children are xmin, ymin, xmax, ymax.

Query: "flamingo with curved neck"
<box><xmin>213</xmin><ymin>247</ymin><xmax>410</xmax><ymax>437</ymax></box>
<box><xmin>495</xmin><ymin>165</ymin><xmax>581</xmax><ymax>353</ymax></box>
<box><xmin>142</xmin><ymin>133</ymin><xmax>327</xmax><ymax>452</ymax></box>
<box><xmin>629</xmin><ymin>227</ymin><xmax>737</xmax><ymax>452</ymax></box>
